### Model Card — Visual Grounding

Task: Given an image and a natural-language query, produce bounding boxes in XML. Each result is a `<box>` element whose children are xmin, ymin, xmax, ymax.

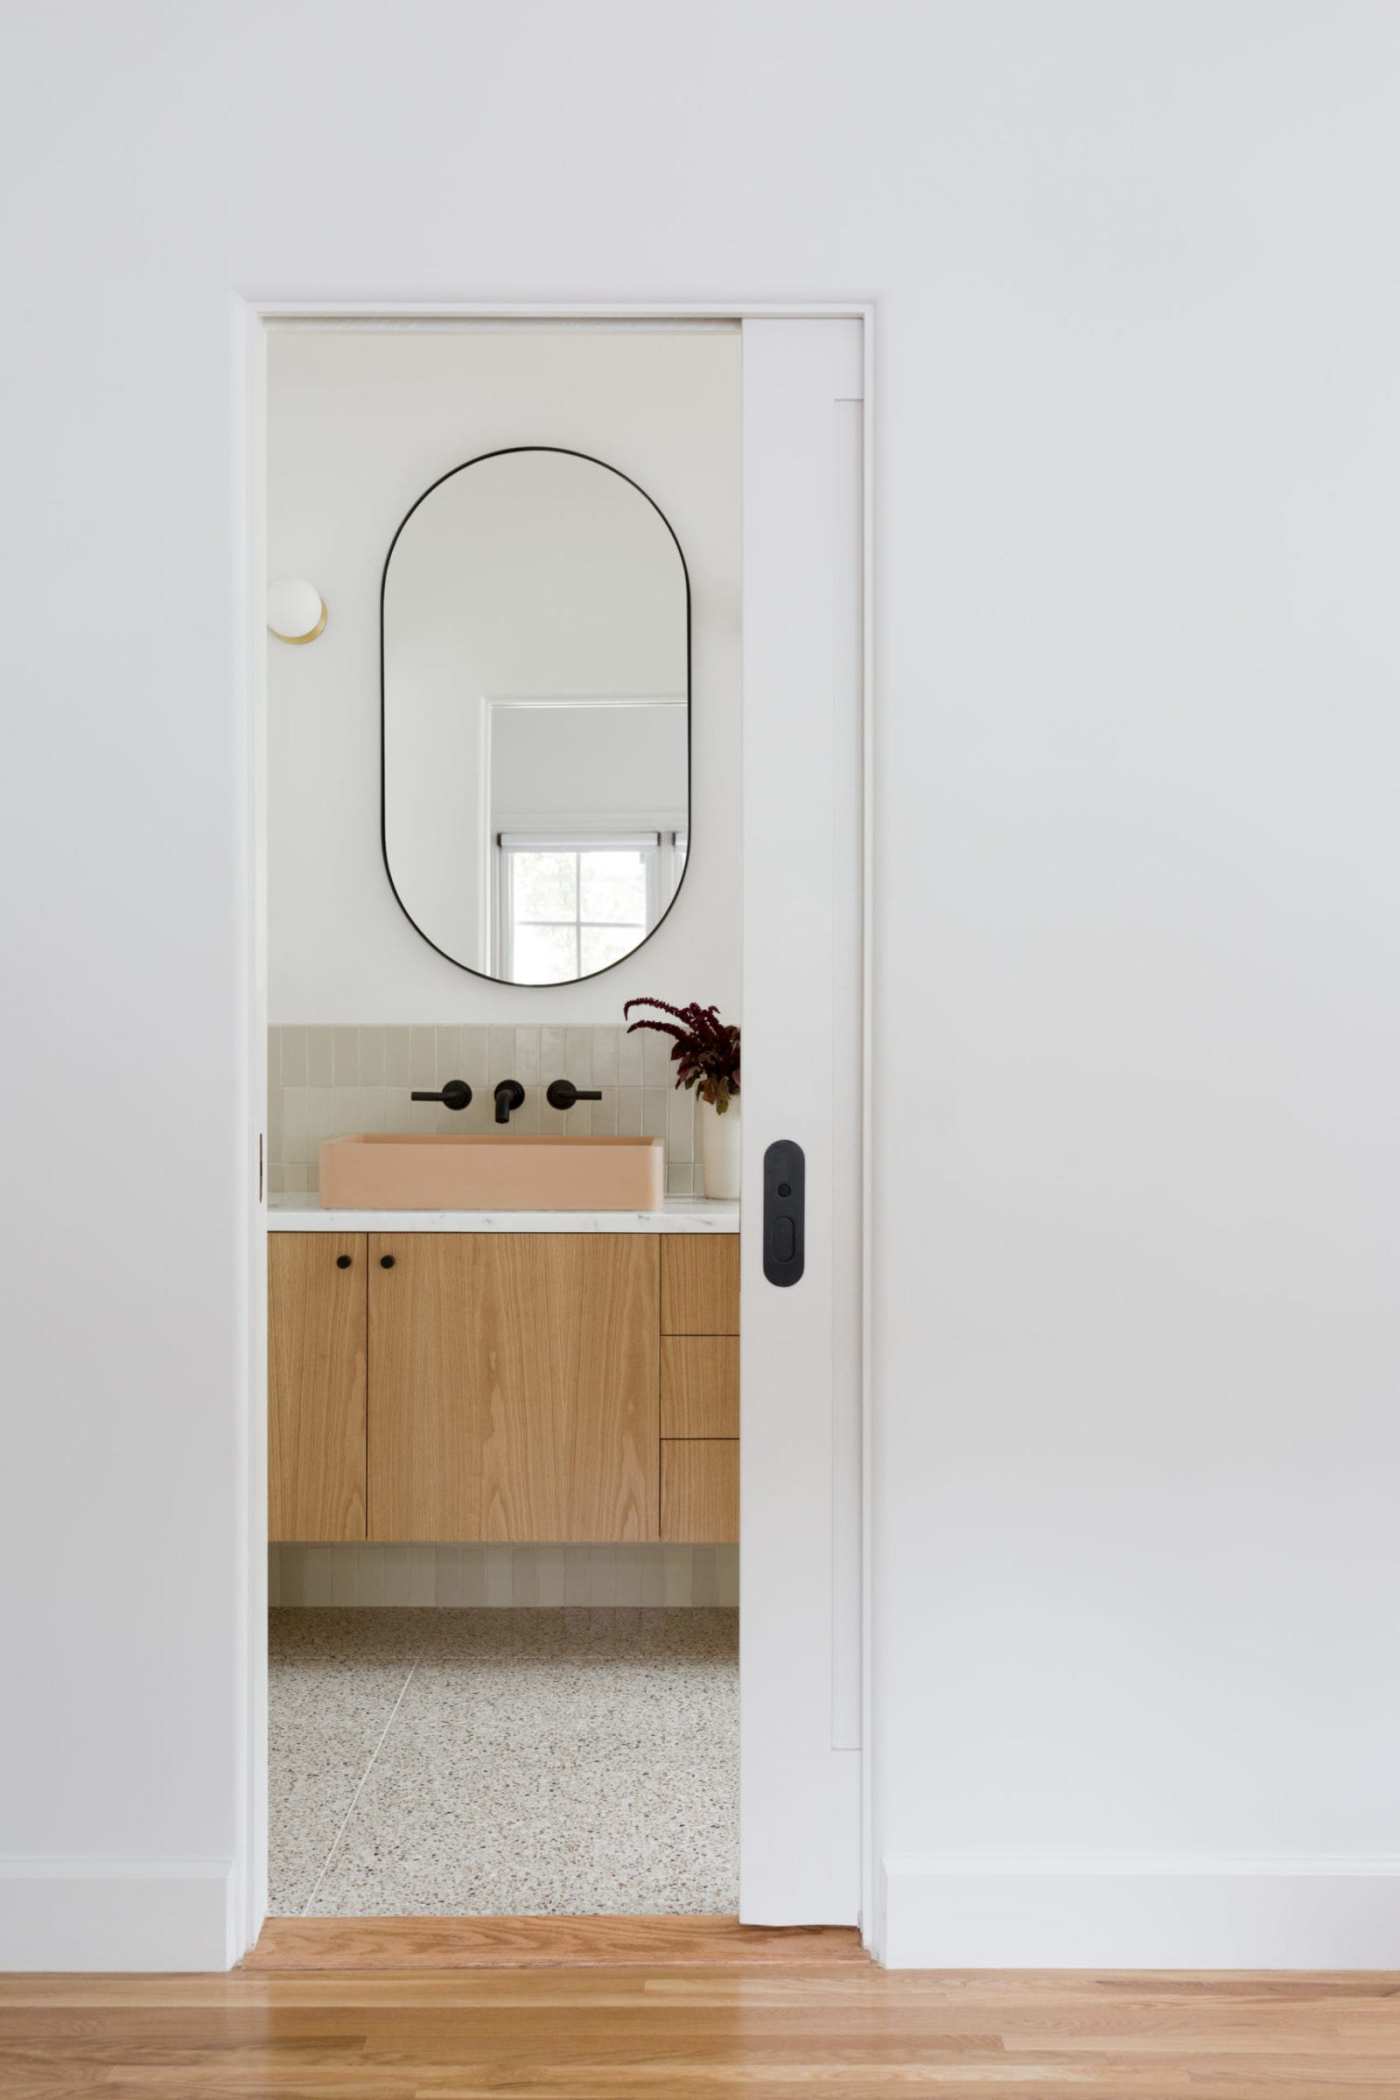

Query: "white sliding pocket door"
<box><xmin>740</xmin><ymin>318</ymin><xmax>865</xmax><ymax>1925</ymax></box>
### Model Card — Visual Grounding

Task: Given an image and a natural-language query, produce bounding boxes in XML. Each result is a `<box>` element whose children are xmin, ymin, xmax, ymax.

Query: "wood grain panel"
<box><xmin>13</xmin><ymin>1966</ymin><xmax>1400</xmax><ymax>2097</ymax></box>
<box><xmin>369</xmin><ymin>1234</ymin><xmax>659</xmax><ymax>1543</ymax></box>
<box><xmin>480</xmin><ymin>1233</ymin><xmax>659</xmax><ymax>1541</ymax></box>
<box><xmin>268</xmin><ymin>1233</ymin><xmax>366</xmax><ymax>1541</ymax></box>
<box><xmin>367</xmin><ymin>1233</ymin><xmax>482</xmax><ymax>1542</ymax></box>
<box><xmin>662</xmin><ymin>1439</ymin><xmax>739</xmax><ymax>1542</ymax></box>
<box><xmin>661</xmin><ymin>1236</ymin><xmax>740</xmax><ymax>1334</ymax></box>
<box><xmin>248</xmin><ymin>1915</ymin><xmax>862</xmax><ymax>1969</ymax></box>
<box><xmin>661</xmin><ymin>1337</ymin><xmax>740</xmax><ymax>1438</ymax></box>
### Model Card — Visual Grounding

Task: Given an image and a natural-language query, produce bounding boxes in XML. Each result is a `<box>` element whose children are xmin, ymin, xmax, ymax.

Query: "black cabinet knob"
<box><xmin>380</xmin><ymin>1254</ymin><xmax>396</xmax><ymax>1269</ymax></box>
<box><xmin>336</xmin><ymin>1253</ymin><xmax>352</xmax><ymax>1269</ymax></box>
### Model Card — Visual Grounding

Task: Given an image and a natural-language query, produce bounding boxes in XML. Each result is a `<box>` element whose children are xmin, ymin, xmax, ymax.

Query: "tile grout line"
<box><xmin>300</xmin><ymin>1659</ymin><xmax>419</xmax><ymax>1918</ymax></box>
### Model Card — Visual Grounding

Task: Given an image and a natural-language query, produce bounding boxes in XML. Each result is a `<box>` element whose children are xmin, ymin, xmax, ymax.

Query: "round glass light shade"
<box><xmin>268</xmin><ymin>577</ymin><xmax>327</xmax><ymax>643</ymax></box>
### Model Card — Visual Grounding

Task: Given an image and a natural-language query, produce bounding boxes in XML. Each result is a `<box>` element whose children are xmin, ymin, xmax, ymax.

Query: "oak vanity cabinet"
<box><xmin>268</xmin><ymin>1231</ymin><xmax>739</xmax><ymax>1546</ymax></box>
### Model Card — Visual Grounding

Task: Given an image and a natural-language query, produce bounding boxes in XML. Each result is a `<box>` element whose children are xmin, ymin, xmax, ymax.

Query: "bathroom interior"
<box><xmin>265</xmin><ymin>320</ymin><xmax>744</xmax><ymax>1918</ymax></box>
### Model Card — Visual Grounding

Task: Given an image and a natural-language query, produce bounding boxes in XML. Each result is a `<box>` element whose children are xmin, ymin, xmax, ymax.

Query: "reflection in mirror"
<box><xmin>382</xmin><ymin>447</ymin><xmax>689</xmax><ymax>985</ymax></box>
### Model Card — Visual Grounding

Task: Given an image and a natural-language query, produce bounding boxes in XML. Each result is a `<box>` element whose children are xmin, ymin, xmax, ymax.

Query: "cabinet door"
<box><xmin>368</xmin><ymin>1233</ymin><xmax>659</xmax><ymax>1542</ymax></box>
<box><xmin>268</xmin><ymin>1233</ymin><xmax>367</xmax><ymax>1541</ymax></box>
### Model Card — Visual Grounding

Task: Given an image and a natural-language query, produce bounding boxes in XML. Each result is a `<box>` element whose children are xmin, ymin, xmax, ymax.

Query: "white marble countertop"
<box><xmin>267</xmin><ymin>1193</ymin><xmax>739</xmax><ymax>1234</ymax></box>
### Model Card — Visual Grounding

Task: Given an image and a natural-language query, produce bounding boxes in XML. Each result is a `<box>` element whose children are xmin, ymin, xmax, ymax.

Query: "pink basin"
<box><xmin>319</xmin><ymin>1133</ymin><xmax>665</xmax><ymax>1212</ymax></box>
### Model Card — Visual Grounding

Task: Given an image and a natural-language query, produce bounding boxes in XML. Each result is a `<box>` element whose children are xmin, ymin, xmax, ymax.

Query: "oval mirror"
<box><xmin>382</xmin><ymin>446</ymin><xmax>690</xmax><ymax>985</ymax></box>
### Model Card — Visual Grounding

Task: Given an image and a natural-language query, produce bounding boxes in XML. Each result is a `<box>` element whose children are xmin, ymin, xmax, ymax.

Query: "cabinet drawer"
<box><xmin>661</xmin><ymin>1337</ymin><xmax>739</xmax><ymax>1439</ymax></box>
<box><xmin>660</xmin><ymin>1237</ymin><xmax>739</xmax><ymax>1335</ymax></box>
<box><xmin>661</xmin><ymin>1440</ymin><xmax>739</xmax><ymax>1543</ymax></box>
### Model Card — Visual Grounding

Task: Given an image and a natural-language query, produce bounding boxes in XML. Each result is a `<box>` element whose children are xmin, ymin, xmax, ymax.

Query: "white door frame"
<box><xmin>233</xmin><ymin>299</ymin><xmax>875</xmax><ymax>1958</ymax></box>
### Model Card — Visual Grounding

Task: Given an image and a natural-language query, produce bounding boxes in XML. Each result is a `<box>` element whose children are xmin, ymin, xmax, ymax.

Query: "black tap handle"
<box><xmin>546</xmin><ymin>1079</ymin><xmax>604</xmax><ymax>1111</ymax></box>
<box><xmin>411</xmin><ymin>1078</ymin><xmax>472</xmax><ymax>1111</ymax></box>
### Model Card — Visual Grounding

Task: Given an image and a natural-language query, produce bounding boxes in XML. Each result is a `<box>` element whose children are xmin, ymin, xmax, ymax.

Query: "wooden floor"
<box><xmin>247</xmin><ymin>1913</ymin><xmax>865</xmax><ymax>1968</ymax></box>
<box><xmin>5</xmin><ymin>1956</ymin><xmax>1400</xmax><ymax>2095</ymax></box>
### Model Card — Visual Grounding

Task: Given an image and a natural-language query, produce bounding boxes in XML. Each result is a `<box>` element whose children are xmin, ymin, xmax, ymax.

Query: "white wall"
<box><xmin>4</xmin><ymin>0</ymin><xmax>1400</xmax><ymax>1969</ymax></box>
<box><xmin>270</xmin><ymin>326</ymin><xmax>734</xmax><ymax>1015</ymax></box>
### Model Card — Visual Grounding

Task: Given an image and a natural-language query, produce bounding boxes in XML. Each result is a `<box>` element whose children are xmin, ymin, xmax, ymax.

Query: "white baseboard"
<box><xmin>879</xmin><ymin>1853</ymin><xmax>1400</xmax><ymax>1970</ymax></box>
<box><xmin>0</xmin><ymin>1857</ymin><xmax>236</xmax><ymax>1971</ymax></box>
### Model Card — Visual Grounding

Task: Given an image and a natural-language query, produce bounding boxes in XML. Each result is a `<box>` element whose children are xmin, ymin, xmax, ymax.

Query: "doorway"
<box><xmin>238</xmin><ymin>304</ymin><xmax>871</xmax><ymax>1956</ymax></box>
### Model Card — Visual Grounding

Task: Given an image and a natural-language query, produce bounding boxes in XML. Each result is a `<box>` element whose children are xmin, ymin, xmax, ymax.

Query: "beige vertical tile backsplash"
<box><xmin>266</xmin><ymin>1022</ymin><xmax>699</xmax><ymax>1197</ymax></box>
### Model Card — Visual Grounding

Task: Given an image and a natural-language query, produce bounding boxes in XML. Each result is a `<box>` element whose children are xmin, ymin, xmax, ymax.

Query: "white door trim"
<box><xmin>233</xmin><ymin>298</ymin><xmax>875</xmax><ymax>1960</ymax></box>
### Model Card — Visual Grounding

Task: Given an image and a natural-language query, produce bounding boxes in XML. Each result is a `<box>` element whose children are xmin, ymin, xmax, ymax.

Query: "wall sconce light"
<box><xmin>267</xmin><ymin>576</ymin><xmax>327</xmax><ymax>644</ymax></box>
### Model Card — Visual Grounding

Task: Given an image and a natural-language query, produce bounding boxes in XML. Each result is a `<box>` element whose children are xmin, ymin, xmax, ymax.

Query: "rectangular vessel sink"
<box><xmin>319</xmin><ymin>1133</ymin><xmax>665</xmax><ymax>1212</ymax></box>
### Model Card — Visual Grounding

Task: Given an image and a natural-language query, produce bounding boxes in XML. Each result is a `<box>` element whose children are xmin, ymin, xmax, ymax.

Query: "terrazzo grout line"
<box><xmin>300</xmin><ymin>1659</ymin><xmax>419</xmax><ymax>1917</ymax></box>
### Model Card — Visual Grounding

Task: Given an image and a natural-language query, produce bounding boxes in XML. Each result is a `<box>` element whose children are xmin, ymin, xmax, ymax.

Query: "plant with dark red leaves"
<box><xmin>623</xmin><ymin>998</ymin><xmax>741</xmax><ymax>1113</ymax></box>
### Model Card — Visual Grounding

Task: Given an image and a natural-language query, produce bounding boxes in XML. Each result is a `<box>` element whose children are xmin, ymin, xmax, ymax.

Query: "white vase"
<box><xmin>698</xmin><ymin>1095</ymin><xmax>741</xmax><ymax>1201</ymax></box>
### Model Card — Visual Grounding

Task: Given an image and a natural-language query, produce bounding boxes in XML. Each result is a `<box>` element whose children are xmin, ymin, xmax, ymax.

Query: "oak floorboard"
<box><xmin>4</xmin><ymin>1966</ymin><xmax>1400</xmax><ymax>2096</ymax></box>
<box><xmin>246</xmin><ymin>1913</ymin><xmax>864</xmax><ymax>1968</ymax></box>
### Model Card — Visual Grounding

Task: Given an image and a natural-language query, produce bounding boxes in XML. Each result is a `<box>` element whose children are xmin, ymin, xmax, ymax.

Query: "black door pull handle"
<box><xmin>763</xmin><ymin>1139</ymin><xmax>805</xmax><ymax>1287</ymax></box>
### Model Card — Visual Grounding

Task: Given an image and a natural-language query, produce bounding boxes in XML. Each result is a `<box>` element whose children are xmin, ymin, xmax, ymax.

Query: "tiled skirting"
<box><xmin>269</xmin><ymin>1542</ymin><xmax>739</xmax><ymax>1608</ymax></box>
<box><xmin>268</xmin><ymin>1022</ymin><xmax>699</xmax><ymax>1197</ymax></box>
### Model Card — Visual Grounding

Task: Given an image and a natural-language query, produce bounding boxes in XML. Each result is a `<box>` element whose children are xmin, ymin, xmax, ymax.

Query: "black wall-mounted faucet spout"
<box><xmin>494</xmin><ymin>1079</ymin><xmax>526</xmax><ymax>1125</ymax></box>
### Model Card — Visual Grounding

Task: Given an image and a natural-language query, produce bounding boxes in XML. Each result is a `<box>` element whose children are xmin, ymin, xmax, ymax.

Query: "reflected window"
<box><xmin>497</xmin><ymin>833</ymin><xmax>686</xmax><ymax>985</ymax></box>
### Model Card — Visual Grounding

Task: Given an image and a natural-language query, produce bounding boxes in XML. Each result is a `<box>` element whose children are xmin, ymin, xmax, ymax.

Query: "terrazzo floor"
<box><xmin>268</xmin><ymin>1606</ymin><xmax>739</xmax><ymax>1916</ymax></box>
